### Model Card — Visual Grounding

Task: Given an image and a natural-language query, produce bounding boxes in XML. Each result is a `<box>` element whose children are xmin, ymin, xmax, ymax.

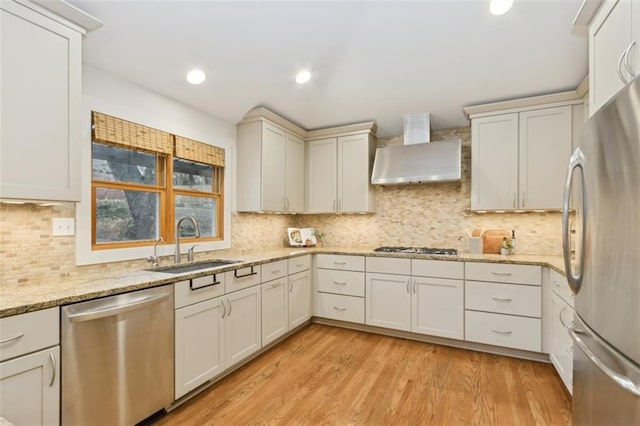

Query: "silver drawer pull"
<box><xmin>333</xmin><ymin>281</ymin><xmax>347</xmax><ymax>285</ymax></box>
<box><xmin>491</xmin><ymin>272</ymin><xmax>512</xmax><ymax>276</ymax></box>
<box><xmin>491</xmin><ymin>296</ymin><xmax>512</xmax><ymax>302</ymax></box>
<box><xmin>270</xmin><ymin>270</ymin><xmax>281</xmax><ymax>274</ymax></box>
<box><xmin>270</xmin><ymin>282</ymin><xmax>282</xmax><ymax>289</ymax></box>
<box><xmin>49</xmin><ymin>352</ymin><xmax>56</xmax><ymax>387</ymax></box>
<box><xmin>491</xmin><ymin>329</ymin><xmax>512</xmax><ymax>335</ymax></box>
<box><xmin>0</xmin><ymin>333</ymin><xmax>24</xmax><ymax>344</ymax></box>
<box><xmin>552</xmin><ymin>281</ymin><xmax>561</xmax><ymax>287</ymax></box>
<box><xmin>333</xmin><ymin>261</ymin><xmax>347</xmax><ymax>265</ymax></box>
<box><xmin>295</xmin><ymin>263</ymin><xmax>304</xmax><ymax>267</ymax></box>
<box><xmin>333</xmin><ymin>306</ymin><xmax>347</xmax><ymax>311</ymax></box>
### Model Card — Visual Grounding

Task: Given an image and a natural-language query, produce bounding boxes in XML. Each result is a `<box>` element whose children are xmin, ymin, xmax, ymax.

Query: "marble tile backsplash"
<box><xmin>0</xmin><ymin>126</ymin><xmax>563</xmax><ymax>286</ymax></box>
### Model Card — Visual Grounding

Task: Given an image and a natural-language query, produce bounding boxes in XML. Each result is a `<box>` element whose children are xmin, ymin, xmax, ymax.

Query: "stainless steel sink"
<box><xmin>147</xmin><ymin>259</ymin><xmax>241</xmax><ymax>274</ymax></box>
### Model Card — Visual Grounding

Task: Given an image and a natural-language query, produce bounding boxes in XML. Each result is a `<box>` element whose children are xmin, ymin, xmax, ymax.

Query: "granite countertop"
<box><xmin>0</xmin><ymin>247</ymin><xmax>566</xmax><ymax>318</ymax></box>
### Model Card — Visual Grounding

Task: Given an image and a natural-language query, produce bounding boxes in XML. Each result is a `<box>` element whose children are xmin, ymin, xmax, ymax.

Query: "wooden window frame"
<box><xmin>91</xmin><ymin>112</ymin><xmax>225</xmax><ymax>250</ymax></box>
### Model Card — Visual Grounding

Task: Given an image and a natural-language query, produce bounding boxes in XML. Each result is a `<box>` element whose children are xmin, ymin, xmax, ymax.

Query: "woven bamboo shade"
<box><xmin>92</xmin><ymin>111</ymin><xmax>172</xmax><ymax>154</ymax></box>
<box><xmin>174</xmin><ymin>136</ymin><xmax>225</xmax><ymax>167</ymax></box>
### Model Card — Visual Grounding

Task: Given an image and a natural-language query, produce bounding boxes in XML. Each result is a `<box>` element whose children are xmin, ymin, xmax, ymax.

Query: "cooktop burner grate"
<box><xmin>373</xmin><ymin>246</ymin><xmax>458</xmax><ymax>256</ymax></box>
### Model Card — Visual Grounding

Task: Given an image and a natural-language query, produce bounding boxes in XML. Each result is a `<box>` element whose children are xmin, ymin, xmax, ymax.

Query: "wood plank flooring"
<box><xmin>154</xmin><ymin>324</ymin><xmax>571</xmax><ymax>425</ymax></box>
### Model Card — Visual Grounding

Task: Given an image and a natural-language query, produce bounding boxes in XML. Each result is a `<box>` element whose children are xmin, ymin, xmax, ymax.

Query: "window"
<box><xmin>91</xmin><ymin>112</ymin><xmax>224</xmax><ymax>249</ymax></box>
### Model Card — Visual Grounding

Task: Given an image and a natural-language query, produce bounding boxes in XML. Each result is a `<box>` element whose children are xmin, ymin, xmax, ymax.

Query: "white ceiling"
<box><xmin>71</xmin><ymin>0</ymin><xmax>588</xmax><ymax>137</ymax></box>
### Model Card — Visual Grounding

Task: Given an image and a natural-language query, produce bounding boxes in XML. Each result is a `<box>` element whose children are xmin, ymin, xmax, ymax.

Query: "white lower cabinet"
<box><xmin>288</xmin><ymin>271</ymin><xmax>311</xmax><ymax>329</ymax></box>
<box><xmin>315</xmin><ymin>255</ymin><xmax>366</xmax><ymax>324</ymax></box>
<box><xmin>365</xmin><ymin>273</ymin><xmax>411</xmax><ymax>331</ymax></box>
<box><xmin>175</xmin><ymin>297</ymin><xmax>226</xmax><ymax>399</ymax></box>
<box><xmin>315</xmin><ymin>293</ymin><xmax>365</xmax><ymax>323</ymax></box>
<box><xmin>0</xmin><ymin>346</ymin><xmax>60</xmax><ymax>426</ymax></box>
<box><xmin>550</xmin><ymin>270</ymin><xmax>574</xmax><ymax>394</ymax></box>
<box><xmin>225</xmin><ymin>286</ymin><xmax>262</xmax><ymax>368</ymax></box>
<box><xmin>0</xmin><ymin>307</ymin><xmax>60</xmax><ymax>426</ymax></box>
<box><xmin>412</xmin><ymin>277</ymin><xmax>464</xmax><ymax>340</ymax></box>
<box><xmin>465</xmin><ymin>311</ymin><xmax>541</xmax><ymax>352</ymax></box>
<box><xmin>261</xmin><ymin>278</ymin><xmax>289</xmax><ymax>346</ymax></box>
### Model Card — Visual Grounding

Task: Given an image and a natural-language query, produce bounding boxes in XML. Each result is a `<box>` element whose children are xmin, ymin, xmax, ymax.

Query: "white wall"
<box><xmin>77</xmin><ymin>64</ymin><xmax>237</xmax><ymax>265</ymax></box>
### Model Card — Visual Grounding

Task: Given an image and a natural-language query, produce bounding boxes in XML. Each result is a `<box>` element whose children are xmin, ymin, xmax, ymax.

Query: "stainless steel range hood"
<box><xmin>371</xmin><ymin>138</ymin><xmax>462</xmax><ymax>185</ymax></box>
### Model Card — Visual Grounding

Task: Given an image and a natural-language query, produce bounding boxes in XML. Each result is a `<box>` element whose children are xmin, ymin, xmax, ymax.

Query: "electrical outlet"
<box><xmin>52</xmin><ymin>218</ymin><xmax>75</xmax><ymax>236</ymax></box>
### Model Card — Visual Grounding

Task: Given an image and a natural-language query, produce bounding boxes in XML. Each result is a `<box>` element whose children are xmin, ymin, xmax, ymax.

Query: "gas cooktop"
<box><xmin>373</xmin><ymin>246</ymin><xmax>458</xmax><ymax>256</ymax></box>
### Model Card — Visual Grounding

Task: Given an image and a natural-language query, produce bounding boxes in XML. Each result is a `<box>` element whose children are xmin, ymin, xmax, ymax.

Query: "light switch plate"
<box><xmin>52</xmin><ymin>218</ymin><xmax>75</xmax><ymax>236</ymax></box>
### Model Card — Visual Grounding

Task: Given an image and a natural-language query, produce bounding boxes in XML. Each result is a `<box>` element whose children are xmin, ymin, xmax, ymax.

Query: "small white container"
<box><xmin>469</xmin><ymin>237</ymin><xmax>483</xmax><ymax>254</ymax></box>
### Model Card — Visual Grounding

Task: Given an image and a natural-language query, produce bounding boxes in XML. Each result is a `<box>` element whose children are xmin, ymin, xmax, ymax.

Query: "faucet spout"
<box><xmin>175</xmin><ymin>216</ymin><xmax>201</xmax><ymax>263</ymax></box>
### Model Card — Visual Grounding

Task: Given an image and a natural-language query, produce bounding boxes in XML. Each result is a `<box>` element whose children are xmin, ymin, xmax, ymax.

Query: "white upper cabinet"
<box><xmin>588</xmin><ymin>0</ymin><xmax>636</xmax><ymax>114</ymax></box>
<box><xmin>469</xmin><ymin>101</ymin><xmax>576</xmax><ymax>211</ymax></box>
<box><xmin>518</xmin><ymin>106</ymin><xmax>572</xmax><ymax>210</ymax></box>
<box><xmin>471</xmin><ymin>113</ymin><xmax>519</xmax><ymax>211</ymax></box>
<box><xmin>306</xmin><ymin>131</ymin><xmax>376</xmax><ymax>214</ymax></box>
<box><xmin>0</xmin><ymin>0</ymin><xmax>97</xmax><ymax>202</ymax></box>
<box><xmin>237</xmin><ymin>111</ymin><xmax>306</xmax><ymax>213</ymax></box>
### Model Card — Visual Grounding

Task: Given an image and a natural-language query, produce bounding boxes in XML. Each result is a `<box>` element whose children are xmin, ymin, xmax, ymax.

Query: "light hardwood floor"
<box><xmin>154</xmin><ymin>324</ymin><xmax>572</xmax><ymax>425</ymax></box>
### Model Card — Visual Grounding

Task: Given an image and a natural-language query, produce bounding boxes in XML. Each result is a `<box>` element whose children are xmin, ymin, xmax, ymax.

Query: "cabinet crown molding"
<box><xmin>21</xmin><ymin>0</ymin><xmax>102</xmax><ymax>32</ymax></box>
<box><xmin>463</xmin><ymin>90</ymin><xmax>584</xmax><ymax>119</ymax></box>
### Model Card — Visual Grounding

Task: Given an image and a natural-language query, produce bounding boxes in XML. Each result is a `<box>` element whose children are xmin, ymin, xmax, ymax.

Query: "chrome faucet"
<box><xmin>175</xmin><ymin>216</ymin><xmax>201</xmax><ymax>263</ymax></box>
<box><xmin>147</xmin><ymin>237</ymin><xmax>163</xmax><ymax>267</ymax></box>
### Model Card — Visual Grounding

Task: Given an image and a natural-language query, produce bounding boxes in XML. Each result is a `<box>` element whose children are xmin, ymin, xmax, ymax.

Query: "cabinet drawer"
<box><xmin>412</xmin><ymin>259</ymin><xmax>464</xmax><ymax>279</ymax></box>
<box><xmin>366</xmin><ymin>257</ymin><xmax>411</xmax><ymax>275</ymax></box>
<box><xmin>317</xmin><ymin>254</ymin><xmax>364</xmax><ymax>271</ymax></box>
<box><xmin>225</xmin><ymin>265</ymin><xmax>261</xmax><ymax>293</ymax></box>
<box><xmin>0</xmin><ymin>307</ymin><xmax>59</xmax><ymax>362</ymax></box>
<box><xmin>465</xmin><ymin>262</ymin><xmax>541</xmax><ymax>286</ymax></box>
<box><xmin>316</xmin><ymin>269</ymin><xmax>365</xmax><ymax>297</ymax></box>
<box><xmin>175</xmin><ymin>274</ymin><xmax>226</xmax><ymax>309</ymax></box>
<box><xmin>261</xmin><ymin>259</ymin><xmax>288</xmax><ymax>281</ymax></box>
<box><xmin>288</xmin><ymin>255</ymin><xmax>311</xmax><ymax>275</ymax></box>
<box><xmin>550</xmin><ymin>268</ymin><xmax>575</xmax><ymax>307</ymax></box>
<box><xmin>315</xmin><ymin>293</ymin><xmax>364</xmax><ymax>324</ymax></box>
<box><xmin>465</xmin><ymin>281</ymin><xmax>541</xmax><ymax>318</ymax></box>
<box><xmin>465</xmin><ymin>310</ymin><xmax>541</xmax><ymax>352</ymax></box>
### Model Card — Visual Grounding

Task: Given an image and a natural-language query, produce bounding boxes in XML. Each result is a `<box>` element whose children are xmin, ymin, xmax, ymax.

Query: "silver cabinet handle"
<box><xmin>412</xmin><ymin>279</ymin><xmax>416</xmax><ymax>294</ymax></box>
<box><xmin>296</xmin><ymin>263</ymin><xmax>304</xmax><ymax>267</ymax></box>
<box><xmin>333</xmin><ymin>261</ymin><xmax>347</xmax><ymax>265</ymax></box>
<box><xmin>552</xmin><ymin>280</ymin><xmax>561</xmax><ymax>287</ymax></box>
<box><xmin>623</xmin><ymin>41</ymin><xmax>637</xmax><ymax>78</ymax></box>
<box><xmin>332</xmin><ymin>306</ymin><xmax>347</xmax><ymax>311</ymax></box>
<box><xmin>49</xmin><ymin>352</ymin><xmax>56</xmax><ymax>387</ymax></box>
<box><xmin>562</xmin><ymin>148</ymin><xmax>587</xmax><ymax>295</ymax></box>
<box><xmin>269</xmin><ymin>282</ymin><xmax>281</xmax><ymax>288</ymax></box>
<box><xmin>491</xmin><ymin>329</ymin><xmax>512</xmax><ymax>335</ymax></box>
<box><xmin>227</xmin><ymin>298</ymin><xmax>232</xmax><ymax>316</ymax></box>
<box><xmin>221</xmin><ymin>299</ymin><xmax>226</xmax><ymax>319</ymax></box>
<box><xmin>521</xmin><ymin>192</ymin><xmax>525</xmax><ymax>208</ymax></box>
<box><xmin>406</xmin><ymin>280</ymin><xmax>410</xmax><ymax>293</ymax></box>
<box><xmin>512</xmin><ymin>192</ymin><xmax>516</xmax><ymax>208</ymax></box>
<box><xmin>289</xmin><ymin>279</ymin><xmax>293</xmax><ymax>292</ymax></box>
<box><xmin>332</xmin><ymin>280</ymin><xmax>347</xmax><ymax>285</ymax></box>
<box><xmin>67</xmin><ymin>293</ymin><xmax>170</xmax><ymax>323</ymax></box>
<box><xmin>617</xmin><ymin>48</ymin><xmax>630</xmax><ymax>84</ymax></box>
<box><xmin>569</xmin><ymin>326</ymin><xmax>640</xmax><ymax>397</ymax></box>
<box><xmin>491</xmin><ymin>296</ymin><xmax>512</xmax><ymax>302</ymax></box>
<box><xmin>0</xmin><ymin>333</ymin><xmax>24</xmax><ymax>345</ymax></box>
<box><xmin>491</xmin><ymin>272</ymin><xmax>512</xmax><ymax>276</ymax></box>
<box><xmin>270</xmin><ymin>269</ymin><xmax>281</xmax><ymax>275</ymax></box>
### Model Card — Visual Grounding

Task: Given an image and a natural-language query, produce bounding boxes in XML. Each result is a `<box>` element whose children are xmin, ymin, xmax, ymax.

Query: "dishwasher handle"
<box><xmin>66</xmin><ymin>292</ymin><xmax>171</xmax><ymax>323</ymax></box>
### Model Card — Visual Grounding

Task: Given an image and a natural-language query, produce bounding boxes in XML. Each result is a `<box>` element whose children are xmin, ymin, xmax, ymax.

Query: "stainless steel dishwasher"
<box><xmin>61</xmin><ymin>285</ymin><xmax>174</xmax><ymax>425</ymax></box>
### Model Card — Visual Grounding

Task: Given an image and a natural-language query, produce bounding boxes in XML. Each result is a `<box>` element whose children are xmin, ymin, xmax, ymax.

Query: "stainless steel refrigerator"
<box><xmin>562</xmin><ymin>77</ymin><xmax>640</xmax><ymax>425</ymax></box>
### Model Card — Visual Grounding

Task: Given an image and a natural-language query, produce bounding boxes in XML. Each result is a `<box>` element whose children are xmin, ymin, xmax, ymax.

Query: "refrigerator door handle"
<box><xmin>562</xmin><ymin>148</ymin><xmax>587</xmax><ymax>294</ymax></box>
<box><xmin>569</xmin><ymin>325</ymin><xmax>640</xmax><ymax>397</ymax></box>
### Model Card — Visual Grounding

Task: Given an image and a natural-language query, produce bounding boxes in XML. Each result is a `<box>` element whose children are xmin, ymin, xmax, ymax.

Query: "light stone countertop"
<box><xmin>0</xmin><ymin>246</ymin><xmax>566</xmax><ymax>318</ymax></box>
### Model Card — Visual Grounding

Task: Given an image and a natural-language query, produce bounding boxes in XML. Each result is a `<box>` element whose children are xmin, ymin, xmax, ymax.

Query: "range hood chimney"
<box><xmin>371</xmin><ymin>114</ymin><xmax>462</xmax><ymax>185</ymax></box>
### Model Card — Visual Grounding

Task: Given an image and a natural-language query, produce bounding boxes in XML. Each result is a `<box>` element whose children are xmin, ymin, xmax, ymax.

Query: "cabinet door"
<box><xmin>365</xmin><ymin>273</ymin><xmax>411</xmax><ymax>331</ymax></box>
<box><xmin>288</xmin><ymin>271</ymin><xmax>311</xmax><ymax>329</ymax></box>
<box><xmin>471</xmin><ymin>113</ymin><xmax>519</xmax><ymax>210</ymax></box>
<box><xmin>0</xmin><ymin>2</ymin><xmax>81</xmax><ymax>201</ymax></box>
<box><xmin>550</xmin><ymin>292</ymin><xmax>572</xmax><ymax>394</ymax></box>
<box><xmin>175</xmin><ymin>297</ymin><xmax>225</xmax><ymax>399</ymax></box>
<box><xmin>589</xmin><ymin>0</ymin><xmax>633</xmax><ymax>114</ymax></box>
<box><xmin>412</xmin><ymin>277</ymin><xmax>463</xmax><ymax>340</ymax></box>
<box><xmin>285</xmin><ymin>133</ymin><xmax>305</xmax><ymax>212</ymax></box>
<box><xmin>261</xmin><ymin>123</ymin><xmax>286</xmax><ymax>212</ymax></box>
<box><xmin>519</xmin><ymin>106</ymin><xmax>572</xmax><ymax>210</ymax></box>
<box><xmin>225</xmin><ymin>286</ymin><xmax>261</xmax><ymax>368</ymax></box>
<box><xmin>261</xmin><ymin>279</ymin><xmax>289</xmax><ymax>346</ymax></box>
<box><xmin>306</xmin><ymin>138</ymin><xmax>337</xmax><ymax>212</ymax></box>
<box><xmin>337</xmin><ymin>134</ymin><xmax>373</xmax><ymax>213</ymax></box>
<box><xmin>0</xmin><ymin>346</ymin><xmax>60</xmax><ymax>426</ymax></box>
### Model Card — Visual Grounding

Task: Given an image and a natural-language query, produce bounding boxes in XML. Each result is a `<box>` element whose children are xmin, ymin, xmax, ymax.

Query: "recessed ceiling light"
<box><xmin>296</xmin><ymin>71</ymin><xmax>311</xmax><ymax>84</ymax></box>
<box><xmin>186</xmin><ymin>69</ymin><xmax>206</xmax><ymax>85</ymax></box>
<box><xmin>489</xmin><ymin>0</ymin><xmax>513</xmax><ymax>15</ymax></box>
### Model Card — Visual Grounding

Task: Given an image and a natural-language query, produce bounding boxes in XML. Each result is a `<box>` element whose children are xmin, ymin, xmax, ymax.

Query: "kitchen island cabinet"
<box><xmin>0</xmin><ymin>0</ymin><xmax>98</xmax><ymax>202</ymax></box>
<box><xmin>0</xmin><ymin>308</ymin><xmax>60</xmax><ymax>426</ymax></box>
